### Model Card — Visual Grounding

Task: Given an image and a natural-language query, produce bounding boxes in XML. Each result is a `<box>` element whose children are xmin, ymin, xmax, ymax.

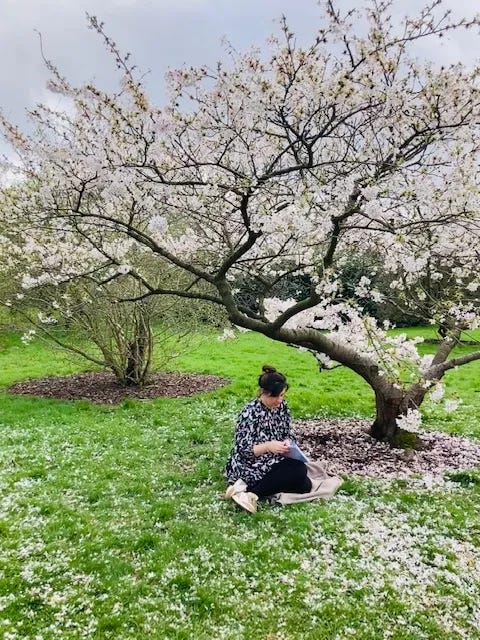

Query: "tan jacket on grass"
<box><xmin>273</xmin><ymin>461</ymin><xmax>343</xmax><ymax>505</ymax></box>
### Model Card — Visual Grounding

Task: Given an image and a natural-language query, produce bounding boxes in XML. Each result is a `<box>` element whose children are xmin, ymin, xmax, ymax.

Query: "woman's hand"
<box><xmin>254</xmin><ymin>440</ymin><xmax>291</xmax><ymax>456</ymax></box>
<box><xmin>269</xmin><ymin>439</ymin><xmax>291</xmax><ymax>455</ymax></box>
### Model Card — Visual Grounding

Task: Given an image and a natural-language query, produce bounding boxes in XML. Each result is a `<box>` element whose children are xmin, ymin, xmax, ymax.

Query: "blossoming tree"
<box><xmin>1</xmin><ymin>1</ymin><xmax>479</xmax><ymax>442</ymax></box>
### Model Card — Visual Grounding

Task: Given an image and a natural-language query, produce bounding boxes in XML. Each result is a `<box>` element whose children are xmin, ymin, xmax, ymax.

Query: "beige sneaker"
<box><xmin>225</xmin><ymin>479</ymin><xmax>247</xmax><ymax>499</ymax></box>
<box><xmin>232</xmin><ymin>491</ymin><xmax>258</xmax><ymax>514</ymax></box>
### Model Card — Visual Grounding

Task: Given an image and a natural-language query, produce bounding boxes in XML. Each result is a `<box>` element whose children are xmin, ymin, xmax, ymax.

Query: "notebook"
<box><xmin>284</xmin><ymin>441</ymin><xmax>309</xmax><ymax>463</ymax></box>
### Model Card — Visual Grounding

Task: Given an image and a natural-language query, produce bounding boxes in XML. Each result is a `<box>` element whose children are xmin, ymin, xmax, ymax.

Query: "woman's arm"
<box><xmin>253</xmin><ymin>440</ymin><xmax>290</xmax><ymax>456</ymax></box>
<box><xmin>233</xmin><ymin>409</ymin><xmax>259</xmax><ymax>462</ymax></box>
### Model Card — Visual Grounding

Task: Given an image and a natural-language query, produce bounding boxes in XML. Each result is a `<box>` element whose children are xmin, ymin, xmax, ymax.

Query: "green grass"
<box><xmin>0</xmin><ymin>329</ymin><xmax>479</xmax><ymax>639</ymax></box>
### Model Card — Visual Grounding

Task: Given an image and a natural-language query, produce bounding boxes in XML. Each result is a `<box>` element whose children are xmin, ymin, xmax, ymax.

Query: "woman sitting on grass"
<box><xmin>225</xmin><ymin>365</ymin><xmax>312</xmax><ymax>513</ymax></box>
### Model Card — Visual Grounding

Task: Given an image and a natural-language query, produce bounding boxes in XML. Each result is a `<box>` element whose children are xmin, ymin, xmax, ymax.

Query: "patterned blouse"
<box><xmin>225</xmin><ymin>398</ymin><xmax>296</xmax><ymax>486</ymax></box>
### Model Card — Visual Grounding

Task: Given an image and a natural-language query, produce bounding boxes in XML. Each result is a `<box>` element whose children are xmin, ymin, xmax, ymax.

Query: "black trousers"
<box><xmin>248</xmin><ymin>458</ymin><xmax>312</xmax><ymax>497</ymax></box>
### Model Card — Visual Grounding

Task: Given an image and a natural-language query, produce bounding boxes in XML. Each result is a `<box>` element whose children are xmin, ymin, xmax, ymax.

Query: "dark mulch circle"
<box><xmin>296</xmin><ymin>418</ymin><xmax>480</xmax><ymax>478</ymax></box>
<box><xmin>7</xmin><ymin>371</ymin><xmax>229</xmax><ymax>405</ymax></box>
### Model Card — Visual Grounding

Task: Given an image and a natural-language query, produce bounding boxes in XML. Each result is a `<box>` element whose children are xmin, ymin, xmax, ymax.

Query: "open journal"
<box><xmin>284</xmin><ymin>441</ymin><xmax>309</xmax><ymax>463</ymax></box>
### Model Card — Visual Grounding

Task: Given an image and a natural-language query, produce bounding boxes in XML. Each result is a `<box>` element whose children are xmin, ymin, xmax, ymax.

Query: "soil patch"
<box><xmin>8</xmin><ymin>371</ymin><xmax>229</xmax><ymax>405</ymax></box>
<box><xmin>297</xmin><ymin>418</ymin><xmax>480</xmax><ymax>478</ymax></box>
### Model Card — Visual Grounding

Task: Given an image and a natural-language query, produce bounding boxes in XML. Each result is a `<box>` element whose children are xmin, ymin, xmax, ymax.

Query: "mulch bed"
<box><xmin>7</xmin><ymin>371</ymin><xmax>229</xmax><ymax>405</ymax></box>
<box><xmin>296</xmin><ymin>418</ymin><xmax>480</xmax><ymax>478</ymax></box>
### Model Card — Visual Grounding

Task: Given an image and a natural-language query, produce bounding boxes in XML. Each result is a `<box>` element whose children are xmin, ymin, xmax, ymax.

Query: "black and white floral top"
<box><xmin>225</xmin><ymin>398</ymin><xmax>296</xmax><ymax>485</ymax></box>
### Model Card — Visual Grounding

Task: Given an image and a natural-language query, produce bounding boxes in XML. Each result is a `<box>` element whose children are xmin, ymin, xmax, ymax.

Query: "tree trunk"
<box><xmin>123</xmin><ymin>304</ymin><xmax>153</xmax><ymax>387</ymax></box>
<box><xmin>370</xmin><ymin>388</ymin><xmax>403</xmax><ymax>444</ymax></box>
<box><xmin>370</xmin><ymin>384</ymin><xmax>428</xmax><ymax>446</ymax></box>
<box><xmin>124</xmin><ymin>331</ymin><xmax>151</xmax><ymax>386</ymax></box>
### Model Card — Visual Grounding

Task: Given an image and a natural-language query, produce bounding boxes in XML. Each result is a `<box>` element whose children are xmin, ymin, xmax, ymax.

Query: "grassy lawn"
<box><xmin>0</xmin><ymin>329</ymin><xmax>479</xmax><ymax>639</ymax></box>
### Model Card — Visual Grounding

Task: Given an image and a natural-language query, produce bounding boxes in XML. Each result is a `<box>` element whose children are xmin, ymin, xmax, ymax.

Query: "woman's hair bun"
<box><xmin>258</xmin><ymin>365</ymin><xmax>288</xmax><ymax>397</ymax></box>
<box><xmin>262</xmin><ymin>365</ymin><xmax>277</xmax><ymax>373</ymax></box>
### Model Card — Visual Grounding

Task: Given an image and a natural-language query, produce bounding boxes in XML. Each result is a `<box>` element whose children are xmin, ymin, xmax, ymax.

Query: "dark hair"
<box><xmin>258</xmin><ymin>365</ymin><xmax>288</xmax><ymax>397</ymax></box>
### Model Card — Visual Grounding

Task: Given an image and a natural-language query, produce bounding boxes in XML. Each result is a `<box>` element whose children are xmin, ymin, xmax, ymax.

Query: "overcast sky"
<box><xmin>1</xmin><ymin>0</ymin><xmax>478</xmax><ymax>157</ymax></box>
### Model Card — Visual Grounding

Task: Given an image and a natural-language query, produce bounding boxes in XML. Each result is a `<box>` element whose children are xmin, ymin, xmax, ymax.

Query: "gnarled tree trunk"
<box><xmin>370</xmin><ymin>382</ymin><xmax>429</xmax><ymax>445</ymax></box>
<box><xmin>370</xmin><ymin>388</ymin><xmax>403</xmax><ymax>443</ymax></box>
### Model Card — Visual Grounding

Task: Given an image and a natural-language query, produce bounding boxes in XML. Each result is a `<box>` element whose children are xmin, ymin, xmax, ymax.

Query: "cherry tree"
<box><xmin>1</xmin><ymin>1</ymin><xmax>480</xmax><ymax>443</ymax></box>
